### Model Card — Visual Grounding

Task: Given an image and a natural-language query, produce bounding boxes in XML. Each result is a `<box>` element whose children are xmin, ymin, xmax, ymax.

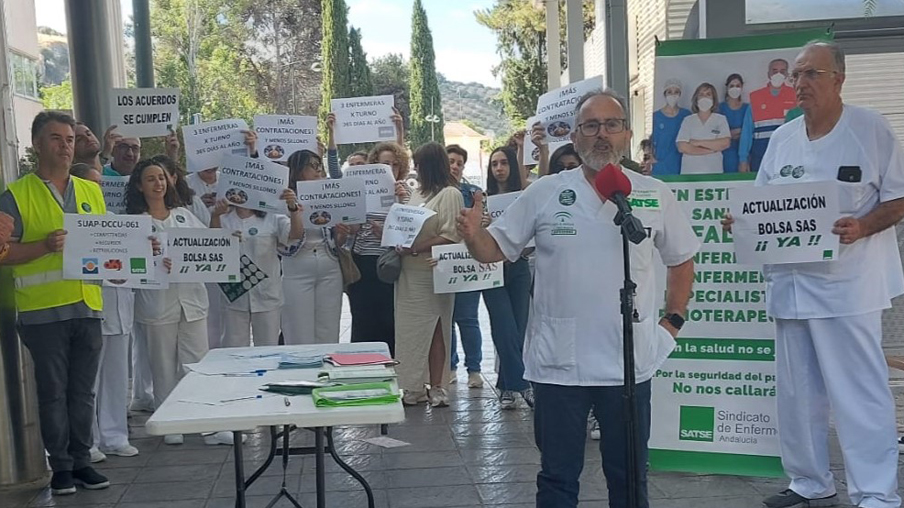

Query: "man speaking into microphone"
<box><xmin>457</xmin><ymin>89</ymin><xmax>698</xmax><ymax>508</ymax></box>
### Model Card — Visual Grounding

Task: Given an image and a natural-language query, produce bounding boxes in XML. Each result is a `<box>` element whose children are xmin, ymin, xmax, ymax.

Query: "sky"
<box><xmin>35</xmin><ymin>0</ymin><xmax>502</xmax><ymax>87</ymax></box>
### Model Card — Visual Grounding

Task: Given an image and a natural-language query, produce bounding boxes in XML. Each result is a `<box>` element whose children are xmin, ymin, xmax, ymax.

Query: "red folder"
<box><xmin>326</xmin><ymin>353</ymin><xmax>396</xmax><ymax>366</ymax></box>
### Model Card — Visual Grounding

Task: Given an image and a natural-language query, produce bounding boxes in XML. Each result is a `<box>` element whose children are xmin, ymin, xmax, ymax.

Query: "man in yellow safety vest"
<box><xmin>0</xmin><ymin>112</ymin><xmax>111</xmax><ymax>496</ymax></box>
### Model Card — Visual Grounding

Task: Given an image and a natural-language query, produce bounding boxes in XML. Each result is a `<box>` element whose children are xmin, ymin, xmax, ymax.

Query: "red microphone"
<box><xmin>594</xmin><ymin>163</ymin><xmax>632</xmax><ymax>201</ymax></box>
<box><xmin>594</xmin><ymin>163</ymin><xmax>647</xmax><ymax>244</ymax></box>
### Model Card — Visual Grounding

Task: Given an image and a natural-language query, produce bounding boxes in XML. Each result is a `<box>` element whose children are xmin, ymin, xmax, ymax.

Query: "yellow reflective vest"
<box><xmin>8</xmin><ymin>173</ymin><xmax>105</xmax><ymax>313</ymax></box>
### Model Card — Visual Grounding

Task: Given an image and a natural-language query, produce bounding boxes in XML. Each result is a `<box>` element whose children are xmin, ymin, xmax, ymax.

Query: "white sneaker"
<box><xmin>402</xmin><ymin>391</ymin><xmax>428</xmax><ymax>406</ymax></box>
<box><xmin>589</xmin><ymin>418</ymin><xmax>601</xmax><ymax>440</ymax></box>
<box><xmin>448</xmin><ymin>371</ymin><xmax>458</xmax><ymax>384</ymax></box>
<box><xmin>204</xmin><ymin>431</ymin><xmax>245</xmax><ymax>446</ymax></box>
<box><xmin>101</xmin><ymin>444</ymin><xmax>139</xmax><ymax>457</ymax></box>
<box><xmin>467</xmin><ymin>372</ymin><xmax>484</xmax><ymax>388</ymax></box>
<box><xmin>89</xmin><ymin>447</ymin><xmax>106</xmax><ymax>463</ymax></box>
<box><xmin>499</xmin><ymin>391</ymin><xmax>517</xmax><ymax>410</ymax></box>
<box><xmin>429</xmin><ymin>387</ymin><xmax>449</xmax><ymax>408</ymax></box>
<box><xmin>164</xmin><ymin>434</ymin><xmax>184</xmax><ymax>445</ymax></box>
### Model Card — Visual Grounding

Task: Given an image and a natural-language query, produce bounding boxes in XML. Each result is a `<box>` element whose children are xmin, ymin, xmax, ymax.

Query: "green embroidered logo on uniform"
<box><xmin>627</xmin><ymin>189</ymin><xmax>661</xmax><ymax>209</ymax></box>
<box><xmin>175</xmin><ymin>214</ymin><xmax>186</xmax><ymax>223</ymax></box>
<box><xmin>679</xmin><ymin>405</ymin><xmax>714</xmax><ymax>442</ymax></box>
<box><xmin>558</xmin><ymin>189</ymin><xmax>577</xmax><ymax>206</ymax></box>
<box><xmin>791</xmin><ymin>166</ymin><xmax>805</xmax><ymax>179</ymax></box>
<box><xmin>248</xmin><ymin>227</ymin><xmax>258</xmax><ymax>236</ymax></box>
<box><xmin>779</xmin><ymin>165</ymin><xmax>793</xmax><ymax>177</ymax></box>
<box><xmin>81</xmin><ymin>202</ymin><xmax>92</xmax><ymax>213</ymax></box>
<box><xmin>551</xmin><ymin>211</ymin><xmax>577</xmax><ymax>236</ymax></box>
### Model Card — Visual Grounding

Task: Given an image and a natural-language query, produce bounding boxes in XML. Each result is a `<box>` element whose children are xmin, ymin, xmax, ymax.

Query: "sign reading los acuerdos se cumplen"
<box><xmin>110</xmin><ymin>88</ymin><xmax>180</xmax><ymax>138</ymax></box>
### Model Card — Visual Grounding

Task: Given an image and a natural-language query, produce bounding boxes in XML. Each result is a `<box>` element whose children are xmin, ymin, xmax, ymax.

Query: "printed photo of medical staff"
<box><xmin>651</xmin><ymin>46</ymin><xmax>803</xmax><ymax>177</ymax></box>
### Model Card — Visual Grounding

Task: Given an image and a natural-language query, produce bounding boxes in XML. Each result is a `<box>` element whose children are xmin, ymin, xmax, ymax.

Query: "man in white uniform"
<box><xmin>727</xmin><ymin>41</ymin><xmax>903</xmax><ymax>508</ymax></box>
<box><xmin>458</xmin><ymin>89</ymin><xmax>698</xmax><ymax>508</ymax></box>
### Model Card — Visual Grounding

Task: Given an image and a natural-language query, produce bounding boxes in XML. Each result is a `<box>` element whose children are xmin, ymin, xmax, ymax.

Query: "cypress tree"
<box><xmin>408</xmin><ymin>0</ymin><xmax>444</xmax><ymax>147</ymax></box>
<box><xmin>346</xmin><ymin>26</ymin><xmax>376</xmax><ymax>157</ymax></box>
<box><xmin>319</xmin><ymin>0</ymin><xmax>351</xmax><ymax>139</ymax></box>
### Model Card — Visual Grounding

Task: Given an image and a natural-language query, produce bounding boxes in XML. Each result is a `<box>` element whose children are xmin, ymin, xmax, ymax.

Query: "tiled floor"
<box><xmin>3</xmin><ymin>297</ymin><xmax>903</xmax><ymax>507</ymax></box>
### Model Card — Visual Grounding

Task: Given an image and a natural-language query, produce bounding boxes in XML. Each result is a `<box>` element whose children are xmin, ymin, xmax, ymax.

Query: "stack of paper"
<box><xmin>278</xmin><ymin>353</ymin><xmax>324</xmax><ymax>369</ymax></box>
<box><xmin>312</xmin><ymin>382</ymin><xmax>400</xmax><ymax>407</ymax></box>
<box><xmin>324</xmin><ymin>353</ymin><xmax>396</xmax><ymax>366</ymax></box>
<box><xmin>319</xmin><ymin>365</ymin><xmax>397</xmax><ymax>383</ymax></box>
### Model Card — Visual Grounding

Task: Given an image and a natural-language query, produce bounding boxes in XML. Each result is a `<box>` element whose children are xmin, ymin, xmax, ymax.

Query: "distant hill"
<box><xmin>37</xmin><ymin>27</ymin><xmax>70</xmax><ymax>86</ymax></box>
<box><xmin>438</xmin><ymin>75</ymin><xmax>509</xmax><ymax>139</ymax></box>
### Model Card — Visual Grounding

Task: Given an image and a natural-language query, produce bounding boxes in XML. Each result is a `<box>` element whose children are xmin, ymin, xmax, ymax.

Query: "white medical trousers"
<box><xmin>281</xmin><ymin>248</ymin><xmax>342</xmax><ymax>345</ymax></box>
<box><xmin>206</xmin><ymin>284</ymin><xmax>226</xmax><ymax>349</ymax></box>
<box><xmin>93</xmin><ymin>333</ymin><xmax>130</xmax><ymax>450</ymax></box>
<box><xmin>222</xmin><ymin>308</ymin><xmax>281</xmax><ymax>348</ymax></box>
<box><xmin>143</xmin><ymin>317</ymin><xmax>209</xmax><ymax>408</ymax></box>
<box><xmin>130</xmin><ymin>325</ymin><xmax>154</xmax><ymax>409</ymax></box>
<box><xmin>775</xmin><ymin>311</ymin><xmax>900</xmax><ymax>508</ymax></box>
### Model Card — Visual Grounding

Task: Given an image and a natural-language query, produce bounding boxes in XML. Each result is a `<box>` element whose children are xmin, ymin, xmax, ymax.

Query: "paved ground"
<box><xmin>4</xmin><ymin>297</ymin><xmax>904</xmax><ymax>507</ymax></box>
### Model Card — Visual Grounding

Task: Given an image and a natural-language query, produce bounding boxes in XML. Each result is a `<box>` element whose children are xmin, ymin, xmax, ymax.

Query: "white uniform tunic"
<box><xmin>676</xmin><ymin>112</ymin><xmax>731</xmax><ymax>175</ymax></box>
<box><xmin>758</xmin><ymin>105</ymin><xmax>904</xmax><ymax>507</ymax></box>
<box><xmin>757</xmin><ymin>105</ymin><xmax>904</xmax><ymax>319</ymax></box>
<box><xmin>487</xmin><ymin>166</ymin><xmax>699</xmax><ymax>386</ymax></box>
<box><xmin>94</xmin><ymin>284</ymin><xmax>134</xmax><ymax>450</ymax></box>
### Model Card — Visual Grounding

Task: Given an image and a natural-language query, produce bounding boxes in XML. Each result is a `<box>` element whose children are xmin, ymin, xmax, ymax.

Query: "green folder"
<box><xmin>311</xmin><ymin>382</ymin><xmax>400</xmax><ymax>408</ymax></box>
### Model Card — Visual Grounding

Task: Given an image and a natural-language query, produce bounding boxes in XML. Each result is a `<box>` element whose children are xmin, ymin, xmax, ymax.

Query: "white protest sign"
<box><xmin>730</xmin><ymin>181</ymin><xmax>840</xmax><ymax>265</ymax></box>
<box><xmin>535</xmin><ymin>75</ymin><xmax>603</xmax><ymax>153</ymax></box>
<box><xmin>253</xmin><ymin>115</ymin><xmax>317</xmax><ymax>162</ymax></box>
<box><xmin>167</xmin><ymin>228</ymin><xmax>241</xmax><ymax>283</ymax></box>
<box><xmin>486</xmin><ymin>191</ymin><xmax>535</xmax><ymax>249</ymax></box>
<box><xmin>523</xmin><ymin>116</ymin><xmax>541</xmax><ymax>165</ymax></box>
<box><xmin>101</xmin><ymin>176</ymin><xmax>129</xmax><ymax>214</ymax></box>
<box><xmin>343</xmin><ymin>164</ymin><xmax>396</xmax><ymax>213</ymax></box>
<box><xmin>486</xmin><ymin>192</ymin><xmax>522</xmax><ymax>222</ymax></box>
<box><xmin>380</xmin><ymin>204</ymin><xmax>437</xmax><ymax>248</ymax></box>
<box><xmin>116</xmin><ymin>232</ymin><xmax>169</xmax><ymax>289</ymax></box>
<box><xmin>62</xmin><ymin>214</ymin><xmax>153</xmax><ymax>280</ymax></box>
<box><xmin>331</xmin><ymin>95</ymin><xmax>396</xmax><ymax>144</ymax></box>
<box><xmin>431</xmin><ymin>244</ymin><xmax>504</xmax><ymax>294</ymax></box>
<box><xmin>295</xmin><ymin>178</ymin><xmax>367</xmax><ymax>228</ymax></box>
<box><xmin>182</xmin><ymin>119</ymin><xmax>249</xmax><ymax>173</ymax></box>
<box><xmin>110</xmin><ymin>88</ymin><xmax>180</xmax><ymax>138</ymax></box>
<box><xmin>216</xmin><ymin>155</ymin><xmax>289</xmax><ymax>214</ymax></box>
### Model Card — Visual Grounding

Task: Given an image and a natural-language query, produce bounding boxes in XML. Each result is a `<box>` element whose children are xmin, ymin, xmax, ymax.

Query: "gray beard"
<box><xmin>580</xmin><ymin>151</ymin><xmax>622</xmax><ymax>172</ymax></box>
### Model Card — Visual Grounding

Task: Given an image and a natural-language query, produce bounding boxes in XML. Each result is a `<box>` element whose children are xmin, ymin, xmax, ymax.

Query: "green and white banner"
<box><xmin>649</xmin><ymin>174</ymin><xmax>782</xmax><ymax>478</ymax></box>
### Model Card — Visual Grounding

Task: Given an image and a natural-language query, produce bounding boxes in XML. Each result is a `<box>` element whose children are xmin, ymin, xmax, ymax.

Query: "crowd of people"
<box><xmin>0</xmin><ymin>39</ymin><xmax>901</xmax><ymax>508</ymax></box>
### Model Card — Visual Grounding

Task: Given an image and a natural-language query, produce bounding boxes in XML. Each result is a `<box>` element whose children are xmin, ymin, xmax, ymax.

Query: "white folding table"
<box><xmin>145</xmin><ymin>342</ymin><xmax>405</xmax><ymax>508</ymax></box>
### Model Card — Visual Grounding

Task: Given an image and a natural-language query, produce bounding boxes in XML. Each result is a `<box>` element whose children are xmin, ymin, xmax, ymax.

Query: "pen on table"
<box><xmin>221</xmin><ymin>395</ymin><xmax>263</xmax><ymax>403</ymax></box>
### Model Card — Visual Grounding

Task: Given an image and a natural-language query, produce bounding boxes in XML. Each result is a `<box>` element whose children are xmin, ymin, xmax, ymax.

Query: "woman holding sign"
<box><xmin>280</xmin><ymin>150</ymin><xmax>346</xmax><ymax>345</ymax></box>
<box><xmin>484</xmin><ymin>146</ymin><xmax>534</xmax><ymax>410</ymax></box>
<box><xmin>395</xmin><ymin>143</ymin><xmax>464</xmax><ymax>408</ymax></box>
<box><xmin>210</xmin><ymin>189</ymin><xmax>303</xmax><ymax>348</ymax></box>
<box><xmin>343</xmin><ymin>142</ymin><xmax>413</xmax><ymax>355</ymax></box>
<box><xmin>125</xmin><ymin>160</ymin><xmax>218</xmax><ymax>446</ymax></box>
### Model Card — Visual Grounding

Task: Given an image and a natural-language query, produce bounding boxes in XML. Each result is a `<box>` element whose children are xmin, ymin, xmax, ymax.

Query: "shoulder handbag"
<box><xmin>337</xmin><ymin>247</ymin><xmax>362</xmax><ymax>290</ymax></box>
<box><xmin>376</xmin><ymin>248</ymin><xmax>402</xmax><ymax>284</ymax></box>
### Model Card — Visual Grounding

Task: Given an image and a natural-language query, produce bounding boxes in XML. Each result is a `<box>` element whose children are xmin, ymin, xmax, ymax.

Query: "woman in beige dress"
<box><xmin>395</xmin><ymin>143</ymin><xmax>465</xmax><ymax>408</ymax></box>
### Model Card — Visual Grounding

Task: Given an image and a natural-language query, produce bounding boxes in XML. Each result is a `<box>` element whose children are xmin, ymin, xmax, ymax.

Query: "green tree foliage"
<box><xmin>475</xmin><ymin>0</ymin><xmax>547</xmax><ymax>125</ymax></box>
<box><xmin>476</xmin><ymin>0</ymin><xmax>595</xmax><ymax>125</ymax></box>
<box><xmin>348</xmin><ymin>27</ymin><xmax>374</xmax><ymax>98</ymax></box>
<box><xmin>40</xmin><ymin>80</ymin><xmax>73</xmax><ymax>110</ymax></box>
<box><xmin>319</xmin><ymin>0</ymin><xmax>351</xmax><ymax>137</ymax></box>
<box><xmin>408</xmin><ymin>0</ymin><xmax>444</xmax><ymax>147</ymax></box>
<box><xmin>151</xmin><ymin>0</ymin><xmax>265</xmax><ymax>124</ymax></box>
<box><xmin>371</xmin><ymin>53</ymin><xmax>410</xmax><ymax>135</ymax></box>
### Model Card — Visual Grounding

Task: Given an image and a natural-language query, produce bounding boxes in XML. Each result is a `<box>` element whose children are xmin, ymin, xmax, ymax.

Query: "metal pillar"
<box><xmin>133</xmin><ymin>0</ymin><xmax>154</xmax><ymax>87</ymax></box>
<box><xmin>0</xmin><ymin>0</ymin><xmax>46</xmax><ymax>488</ymax></box>
<box><xmin>65</xmin><ymin>0</ymin><xmax>116</xmax><ymax>135</ymax></box>
<box><xmin>544</xmin><ymin>0</ymin><xmax>561</xmax><ymax>89</ymax></box>
<box><xmin>565</xmin><ymin>0</ymin><xmax>585</xmax><ymax>83</ymax></box>
<box><xmin>605</xmin><ymin>0</ymin><xmax>630</xmax><ymax>101</ymax></box>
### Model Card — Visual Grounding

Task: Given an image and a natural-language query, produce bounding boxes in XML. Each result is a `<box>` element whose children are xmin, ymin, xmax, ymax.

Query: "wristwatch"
<box><xmin>662</xmin><ymin>313</ymin><xmax>685</xmax><ymax>330</ymax></box>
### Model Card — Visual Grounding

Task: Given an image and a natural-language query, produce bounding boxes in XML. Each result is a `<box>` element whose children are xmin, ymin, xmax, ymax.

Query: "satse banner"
<box><xmin>254</xmin><ymin>115</ymin><xmax>317</xmax><ymax>162</ymax></box>
<box><xmin>730</xmin><ymin>181</ymin><xmax>840</xmax><ymax>265</ymax></box>
<box><xmin>62</xmin><ymin>214</ymin><xmax>154</xmax><ymax>281</ymax></box>
<box><xmin>217</xmin><ymin>155</ymin><xmax>289</xmax><ymax>214</ymax></box>
<box><xmin>110</xmin><ymin>88</ymin><xmax>180</xmax><ymax>138</ymax></box>
<box><xmin>535</xmin><ymin>76</ymin><xmax>603</xmax><ymax>154</ymax></box>
<box><xmin>431</xmin><ymin>244</ymin><xmax>503</xmax><ymax>294</ymax></box>
<box><xmin>101</xmin><ymin>176</ymin><xmax>129</xmax><ymax>214</ymax></box>
<box><xmin>167</xmin><ymin>229</ymin><xmax>240</xmax><ymax>283</ymax></box>
<box><xmin>331</xmin><ymin>95</ymin><xmax>396</xmax><ymax>144</ymax></box>
<box><xmin>182</xmin><ymin>119</ymin><xmax>249</xmax><ymax>173</ymax></box>
<box><xmin>381</xmin><ymin>204</ymin><xmax>436</xmax><ymax>248</ymax></box>
<box><xmin>343</xmin><ymin>164</ymin><xmax>396</xmax><ymax>213</ymax></box>
<box><xmin>295</xmin><ymin>178</ymin><xmax>367</xmax><ymax>228</ymax></box>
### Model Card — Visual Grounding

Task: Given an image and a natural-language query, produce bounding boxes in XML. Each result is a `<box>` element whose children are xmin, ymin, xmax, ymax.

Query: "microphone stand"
<box><xmin>612</xmin><ymin>205</ymin><xmax>645</xmax><ymax>508</ymax></box>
